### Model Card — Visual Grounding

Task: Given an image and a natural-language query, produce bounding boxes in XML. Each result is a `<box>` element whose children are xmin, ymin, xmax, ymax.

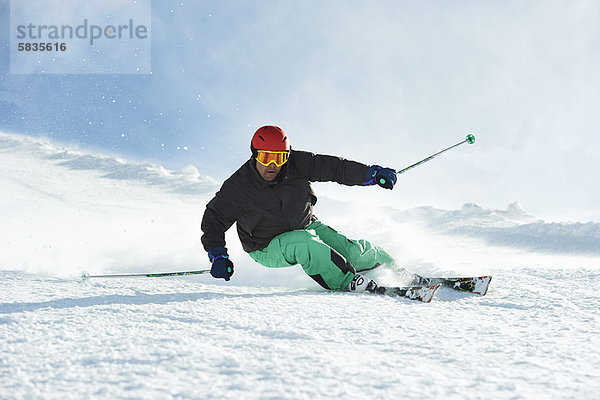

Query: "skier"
<box><xmin>200</xmin><ymin>125</ymin><xmax>398</xmax><ymax>293</ymax></box>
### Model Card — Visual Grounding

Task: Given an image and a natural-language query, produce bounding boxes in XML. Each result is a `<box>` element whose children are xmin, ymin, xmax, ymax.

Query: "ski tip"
<box><xmin>422</xmin><ymin>283</ymin><xmax>441</xmax><ymax>303</ymax></box>
<box><xmin>409</xmin><ymin>284</ymin><xmax>441</xmax><ymax>303</ymax></box>
<box><xmin>473</xmin><ymin>276</ymin><xmax>492</xmax><ymax>296</ymax></box>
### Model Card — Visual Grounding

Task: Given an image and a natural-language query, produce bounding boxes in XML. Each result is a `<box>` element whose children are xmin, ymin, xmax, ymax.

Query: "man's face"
<box><xmin>255</xmin><ymin>160</ymin><xmax>282</xmax><ymax>181</ymax></box>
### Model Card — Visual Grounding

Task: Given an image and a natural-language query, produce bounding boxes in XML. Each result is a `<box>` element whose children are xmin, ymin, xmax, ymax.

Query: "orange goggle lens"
<box><xmin>256</xmin><ymin>150</ymin><xmax>289</xmax><ymax>167</ymax></box>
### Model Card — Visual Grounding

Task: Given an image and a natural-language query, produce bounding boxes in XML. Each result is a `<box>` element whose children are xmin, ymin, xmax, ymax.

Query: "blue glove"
<box><xmin>364</xmin><ymin>165</ymin><xmax>397</xmax><ymax>190</ymax></box>
<box><xmin>208</xmin><ymin>246</ymin><xmax>234</xmax><ymax>281</ymax></box>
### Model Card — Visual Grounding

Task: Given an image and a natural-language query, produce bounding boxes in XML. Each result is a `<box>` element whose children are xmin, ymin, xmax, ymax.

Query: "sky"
<box><xmin>1</xmin><ymin>0</ymin><xmax>599</xmax><ymax>222</ymax></box>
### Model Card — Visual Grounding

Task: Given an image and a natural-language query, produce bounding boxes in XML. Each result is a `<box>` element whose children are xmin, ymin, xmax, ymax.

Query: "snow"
<box><xmin>1</xmin><ymin>131</ymin><xmax>599</xmax><ymax>399</ymax></box>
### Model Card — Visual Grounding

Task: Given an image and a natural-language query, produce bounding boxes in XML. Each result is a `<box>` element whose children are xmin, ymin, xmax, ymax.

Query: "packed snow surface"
<box><xmin>1</xmin><ymin>132</ymin><xmax>599</xmax><ymax>399</ymax></box>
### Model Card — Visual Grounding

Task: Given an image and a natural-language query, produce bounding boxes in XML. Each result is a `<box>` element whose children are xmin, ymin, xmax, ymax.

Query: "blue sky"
<box><xmin>1</xmin><ymin>0</ymin><xmax>599</xmax><ymax>220</ymax></box>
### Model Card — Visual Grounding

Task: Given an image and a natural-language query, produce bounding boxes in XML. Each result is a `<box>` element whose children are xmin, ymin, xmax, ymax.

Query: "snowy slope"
<box><xmin>1</xmin><ymin>132</ymin><xmax>599</xmax><ymax>399</ymax></box>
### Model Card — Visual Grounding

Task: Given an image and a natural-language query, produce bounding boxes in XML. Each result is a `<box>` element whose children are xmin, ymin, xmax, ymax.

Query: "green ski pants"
<box><xmin>249</xmin><ymin>220</ymin><xmax>394</xmax><ymax>290</ymax></box>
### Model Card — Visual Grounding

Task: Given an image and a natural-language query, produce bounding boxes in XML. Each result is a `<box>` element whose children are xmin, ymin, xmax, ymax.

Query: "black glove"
<box><xmin>208</xmin><ymin>246</ymin><xmax>234</xmax><ymax>281</ymax></box>
<box><xmin>364</xmin><ymin>165</ymin><xmax>397</xmax><ymax>190</ymax></box>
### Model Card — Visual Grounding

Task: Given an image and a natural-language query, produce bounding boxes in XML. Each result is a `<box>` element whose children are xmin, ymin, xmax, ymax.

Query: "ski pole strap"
<box><xmin>210</xmin><ymin>254</ymin><xmax>229</xmax><ymax>263</ymax></box>
<box><xmin>362</xmin><ymin>177</ymin><xmax>375</xmax><ymax>186</ymax></box>
<box><xmin>362</xmin><ymin>165</ymin><xmax>381</xmax><ymax>185</ymax></box>
<box><xmin>207</xmin><ymin>246</ymin><xmax>229</xmax><ymax>262</ymax></box>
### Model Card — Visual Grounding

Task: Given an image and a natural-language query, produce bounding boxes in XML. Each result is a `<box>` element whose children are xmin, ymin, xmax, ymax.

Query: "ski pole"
<box><xmin>81</xmin><ymin>269</ymin><xmax>211</xmax><ymax>281</ymax></box>
<box><xmin>396</xmin><ymin>134</ymin><xmax>476</xmax><ymax>175</ymax></box>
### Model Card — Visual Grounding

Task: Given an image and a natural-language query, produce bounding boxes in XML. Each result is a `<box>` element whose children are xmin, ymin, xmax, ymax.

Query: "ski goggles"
<box><xmin>255</xmin><ymin>150</ymin><xmax>289</xmax><ymax>167</ymax></box>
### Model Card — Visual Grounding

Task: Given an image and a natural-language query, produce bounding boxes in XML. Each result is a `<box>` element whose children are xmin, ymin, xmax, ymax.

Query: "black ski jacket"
<box><xmin>201</xmin><ymin>149</ymin><xmax>370</xmax><ymax>253</ymax></box>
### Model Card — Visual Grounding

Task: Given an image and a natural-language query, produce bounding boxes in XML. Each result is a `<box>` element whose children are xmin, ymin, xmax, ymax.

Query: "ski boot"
<box><xmin>344</xmin><ymin>274</ymin><xmax>386</xmax><ymax>294</ymax></box>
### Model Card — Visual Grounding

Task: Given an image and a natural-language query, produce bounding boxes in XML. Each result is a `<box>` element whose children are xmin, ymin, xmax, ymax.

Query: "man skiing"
<box><xmin>200</xmin><ymin>125</ymin><xmax>398</xmax><ymax>293</ymax></box>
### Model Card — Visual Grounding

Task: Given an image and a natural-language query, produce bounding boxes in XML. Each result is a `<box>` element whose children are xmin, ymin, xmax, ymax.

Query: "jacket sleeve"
<box><xmin>200</xmin><ymin>182</ymin><xmax>243</xmax><ymax>252</ymax></box>
<box><xmin>292</xmin><ymin>150</ymin><xmax>370</xmax><ymax>186</ymax></box>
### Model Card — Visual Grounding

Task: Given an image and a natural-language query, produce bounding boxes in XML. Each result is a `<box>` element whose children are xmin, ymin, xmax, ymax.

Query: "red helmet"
<box><xmin>251</xmin><ymin>126</ymin><xmax>290</xmax><ymax>153</ymax></box>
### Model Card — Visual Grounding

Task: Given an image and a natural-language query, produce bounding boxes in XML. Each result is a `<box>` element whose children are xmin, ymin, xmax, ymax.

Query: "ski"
<box><xmin>376</xmin><ymin>284</ymin><xmax>441</xmax><ymax>303</ymax></box>
<box><xmin>410</xmin><ymin>275</ymin><xmax>492</xmax><ymax>296</ymax></box>
<box><xmin>364</xmin><ymin>266</ymin><xmax>492</xmax><ymax>296</ymax></box>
